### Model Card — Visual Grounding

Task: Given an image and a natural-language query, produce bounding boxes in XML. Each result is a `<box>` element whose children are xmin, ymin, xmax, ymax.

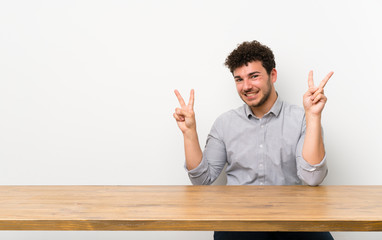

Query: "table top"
<box><xmin>0</xmin><ymin>185</ymin><xmax>381</xmax><ymax>231</ymax></box>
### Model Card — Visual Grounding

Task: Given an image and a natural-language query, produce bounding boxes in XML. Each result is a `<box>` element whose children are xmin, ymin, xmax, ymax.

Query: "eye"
<box><xmin>251</xmin><ymin>75</ymin><xmax>259</xmax><ymax>79</ymax></box>
<box><xmin>235</xmin><ymin>78</ymin><xmax>243</xmax><ymax>82</ymax></box>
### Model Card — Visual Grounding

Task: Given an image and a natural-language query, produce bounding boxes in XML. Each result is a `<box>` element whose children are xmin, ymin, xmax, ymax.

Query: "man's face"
<box><xmin>233</xmin><ymin>61</ymin><xmax>276</xmax><ymax>110</ymax></box>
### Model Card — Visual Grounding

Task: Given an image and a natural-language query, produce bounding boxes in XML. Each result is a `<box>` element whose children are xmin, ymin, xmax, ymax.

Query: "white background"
<box><xmin>1</xmin><ymin>0</ymin><xmax>381</xmax><ymax>239</ymax></box>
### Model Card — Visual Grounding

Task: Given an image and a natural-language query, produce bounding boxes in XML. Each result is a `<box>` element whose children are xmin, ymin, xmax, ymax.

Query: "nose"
<box><xmin>243</xmin><ymin>78</ymin><xmax>252</xmax><ymax>91</ymax></box>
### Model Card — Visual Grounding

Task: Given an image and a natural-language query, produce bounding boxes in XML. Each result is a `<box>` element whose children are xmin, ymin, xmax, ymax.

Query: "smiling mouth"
<box><xmin>244</xmin><ymin>91</ymin><xmax>259</xmax><ymax>97</ymax></box>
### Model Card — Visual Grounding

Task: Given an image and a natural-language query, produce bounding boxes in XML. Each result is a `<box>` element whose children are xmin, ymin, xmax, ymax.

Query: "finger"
<box><xmin>312</xmin><ymin>93</ymin><xmax>327</xmax><ymax>104</ymax></box>
<box><xmin>308</xmin><ymin>86</ymin><xmax>319</xmax><ymax>94</ymax></box>
<box><xmin>174</xmin><ymin>108</ymin><xmax>186</xmax><ymax>120</ymax></box>
<box><xmin>310</xmin><ymin>88</ymin><xmax>324</xmax><ymax>101</ymax></box>
<box><xmin>175</xmin><ymin>107</ymin><xmax>184</xmax><ymax>116</ymax></box>
<box><xmin>174</xmin><ymin>89</ymin><xmax>186</xmax><ymax>107</ymax></box>
<box><xmin>308</xmin><ymin>70</ymin><xmax>314</xmax><ymax>88</ymax></box>
<box><xmin>173</xmin><ymin>113</ymin><xmax>184</xmax><ymax>122</ymax></box>
<box><xmin>176</xmin><ymin>107</ymin><xmax>191</xmax><ymax>118</ymax></box>
<box><xmin>303</xmin><ymin>90</ymin><xmax>312</xmax><ymax>99</ymax></box>
<box><xmin>318</xmin><ymin>71</ymin><xmax>334</xmax><ymax>89</ymax></box>
<box><xmin>188</xmin><ymin>89</ymin><xmax>195</xmax><ymax>108</ymax></box>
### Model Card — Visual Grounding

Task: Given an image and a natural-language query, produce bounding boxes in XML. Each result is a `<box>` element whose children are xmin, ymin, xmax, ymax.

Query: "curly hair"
<box><xmin>224</xmin><ymin>40</ymin><xmax>276</xmax><ymax>75</ymax></box>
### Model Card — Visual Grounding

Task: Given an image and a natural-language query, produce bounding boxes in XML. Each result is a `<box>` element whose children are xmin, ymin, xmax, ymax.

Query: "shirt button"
<box><xmin>259</xmin><ymin>163</ymin><xmax>263</xmax><ymax>168</ymax></box>
<box><xmin>259</xmin><ymin>144</ymin><xmax>263</xmax><ymax>148</ymax></box>
<box><xmin>260</xmin><ymin>182</ymin><xmax>264</xmax><ymax>185</ymax></box>
<box><xmin>261</xmin><ymin>125</ymin><xmax>264</xmax><ymax>128</ymax></box>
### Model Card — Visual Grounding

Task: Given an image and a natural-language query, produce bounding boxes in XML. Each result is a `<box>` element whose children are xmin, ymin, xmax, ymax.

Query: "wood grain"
<box><xmin>0</xmin><ymin>185</ymin><xmax>381</xmax><ymax>231</ymax></box>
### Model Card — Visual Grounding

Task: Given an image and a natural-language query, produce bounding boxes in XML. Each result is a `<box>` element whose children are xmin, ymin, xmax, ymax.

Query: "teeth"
<box><xmin>245</xmin><ymin>92</ymin><xmax>257</xmax><ymax>96</ymax></box>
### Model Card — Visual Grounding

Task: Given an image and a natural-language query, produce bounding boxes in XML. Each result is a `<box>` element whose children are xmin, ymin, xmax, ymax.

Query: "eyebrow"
<box><xmin>234</xmin><ymin>71</ymin><xmax>261</xmax><ymax>79</ymax></box>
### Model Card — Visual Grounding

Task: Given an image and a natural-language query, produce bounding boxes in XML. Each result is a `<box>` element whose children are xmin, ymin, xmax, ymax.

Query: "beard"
<box><xmin>243</xmin><ymin>77</ymin><xmax>272</xmax><ymax>108</ymax></box>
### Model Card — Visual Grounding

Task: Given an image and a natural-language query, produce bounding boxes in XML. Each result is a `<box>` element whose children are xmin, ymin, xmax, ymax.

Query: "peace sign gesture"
<box><xmin>303</xmin><ymin>71</ymin><xmax>334</xmax><ymax>116</ymax></box>
<box><xmin>173</xmin><ymin>89</ymin><xmax>196</xmax><ymax>134</ymax></box>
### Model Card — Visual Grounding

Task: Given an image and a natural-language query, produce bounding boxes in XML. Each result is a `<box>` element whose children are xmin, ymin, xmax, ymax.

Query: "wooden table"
<box><xmin>0</xmin><ymin>185</ymin><xmax>381</xmax><ymax>231</ymax></box>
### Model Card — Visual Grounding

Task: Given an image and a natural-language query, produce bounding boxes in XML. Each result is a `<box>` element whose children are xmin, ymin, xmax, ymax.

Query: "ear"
<box><xmin>270</xmin><ymin>68</ymin><xmax>277</xmax><ymax>83</ymax></box>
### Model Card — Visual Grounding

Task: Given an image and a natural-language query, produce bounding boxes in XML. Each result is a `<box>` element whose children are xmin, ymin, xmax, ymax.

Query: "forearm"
<box><xmin>183</xmin><ymin>130</ymin><xmax>203</xmax><ymax>170</ymax></box>
<box><xmin>302</xmin><ymin>114</ymin><xmax>325</xmax><ymax>165</ymax></box>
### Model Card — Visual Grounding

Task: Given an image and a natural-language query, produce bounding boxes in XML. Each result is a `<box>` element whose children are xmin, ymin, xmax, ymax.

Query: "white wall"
<box><xmin>0</xmin><ymin>0</ymin><xmax>381</xmax><ymax>239</ymax></box>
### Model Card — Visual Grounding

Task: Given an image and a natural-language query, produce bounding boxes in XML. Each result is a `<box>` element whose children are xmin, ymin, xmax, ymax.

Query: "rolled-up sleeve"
<box><xmin>297</xmin><ymin>153</ymin><xmax>328</xmax><ymax>186</ymax></box>
<box><xmin>295</xmin><ymin>122</ymin><xmax>328</xmax><ymax>186</ymax></box>
<box><xmin>186</xmin><ymin>121</ymin><xmax>227</xmax><ymax>185</ymax></box>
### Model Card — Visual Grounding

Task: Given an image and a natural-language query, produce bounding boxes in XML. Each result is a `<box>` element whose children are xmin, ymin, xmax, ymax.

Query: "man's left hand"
<box><xmin>303</xmin><ymin>71</ymin><xmax>334</xmax><ymax>116</ymax></box>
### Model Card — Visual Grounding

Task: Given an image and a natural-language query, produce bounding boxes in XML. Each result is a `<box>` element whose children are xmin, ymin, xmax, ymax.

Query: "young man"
<box><xmin>173</xmin><ymin>40</ymin><xmax>334</xmax><ymax>240</ymax></box>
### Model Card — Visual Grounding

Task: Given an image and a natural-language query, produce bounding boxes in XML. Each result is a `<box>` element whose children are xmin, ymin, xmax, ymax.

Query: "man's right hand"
<box><xmin>173</xmin><ymin>89</ymin><xmax>196</xmax><ymax>134</ymax></box>
<box><xmin>173</xmin><ymin>89</ymin><xmax>202</xmax><ymax>170</ymax></box>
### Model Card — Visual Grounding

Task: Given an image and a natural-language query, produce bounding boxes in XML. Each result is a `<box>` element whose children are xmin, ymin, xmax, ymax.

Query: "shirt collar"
<box><xmin>244</xmin><ymin>96</ymin><xmax>283</xmax><ymax>119</ymax></box>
